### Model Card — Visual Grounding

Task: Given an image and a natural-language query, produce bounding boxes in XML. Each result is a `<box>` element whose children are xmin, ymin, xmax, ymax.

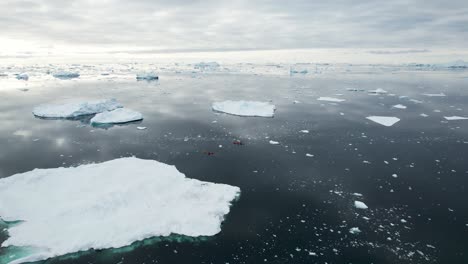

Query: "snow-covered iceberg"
<box><xmin>366</xmin><ymin>116</ymin><xmax>400</xmax><ymax>127</ymax></box>
<box><xmin>90</xmin><ymin>108</ymin><xmax>143</xmax><ymax>124</ymax></box>
<box><xmin>444</xmin><ymin>116</ymin><xmax>468</xmax><ymax>121</ymax></box>
<box><xmin>33</xmin><ymin>99</ymin><xmax>122</xmax><ymax>118</ymax></box>
<box><xmin>212</xmin><ymin>100</ymin><xmax>276</xmax><ymax>117</ymax></box>
<box><xmin>52</xmin><ymin>71</ymin><xmax>80</xmax><ymax>79</ymax></box>
<box><xmin>136</xmin><ymin>72</ymin><xmax>159</xmax><ymax>80</ymax></box>
<box><xmin>0</xmin><ymin>157</ymin><xmax>240</xmax><ymax>264</ymax></box>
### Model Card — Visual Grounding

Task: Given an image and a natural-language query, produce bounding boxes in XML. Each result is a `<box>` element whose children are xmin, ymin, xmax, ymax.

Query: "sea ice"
<box><xmin>90</xmin><ymin>108</ymin><xmax>143</xmax><ymax>124</ymax></box>
<box><xmin>52</xmin><ymin>71</ymin><xmax>80</xmax><ymax>79</ymax></box>
<box><xmin>136</xmin><ymin>72</ymin><xmax>159</xmax><ymax>80</ymax></box>
<box><xmin>423</xmin><ymin>93</ymin><xmax>445</xmax><ymax>97</ymax></box>
<box><xmin>354</xmin><ymin>201</ymin><xmax>368</xmax><ymax>209</ymax></box>
<box><xmin>269</xmin><ymin>140</ymin><xmax>280</xmax><ymax>145</ymax></box>
<box><xmin>317</xmin><ymin>97</ymin><xmax>346</xmax><ymax>102</ymax></box>
<box><xmin>366</xmin><ymin>116</ymin><xmax>400</xmax><ymax>127</ymax></box>
<box><xmin>212</xmin><ymin>100</ymin><xmax>276</xmax><ymax>117</ymax></box>
<box><xmin>33</xmin><ymin>99</ymin><xmax>122</xmax><ymax>118</ymax></box>
<box><xmin>444</xmin><ymin>116</ymin><xmax>468</xmax><ymax>120</ymax></box>
<box><xmin>349</xmin><ymin>227</ymin><xmax>361</xmax><ymax>234</ymax></box>
<box><xmin>392</xmin><ymin>104</ymin><xmax>407</xmax><ymax>109</ymax></box>
<box><xmin>194</xmin><ymin>62</ymin><xmax>220</xmax><ymax>71</ymax></box>
<box><xmin>0</xmin><ymin>157</ymin><xmax>240</xmax><ymax>264</ymax></box>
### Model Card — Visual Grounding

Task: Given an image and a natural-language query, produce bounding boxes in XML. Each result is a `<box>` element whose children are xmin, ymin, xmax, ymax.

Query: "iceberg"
<box><xmin>0</xmin><ymin>157</ymin><xmax>240</xmax><ymax>264</ymax></box>
<box><xmin>354</xmin><ymin>201</ymin><xmax>368</xmax><ymax>209</ymax></box>
<box><xmin>317</xmin><ymin>97</ymin><xmax>346</xmax><ymax>102</ymax></box>
<box><xmin>392</xmin><ymin>104</ymin><xmax>407</xmax><ymax>109</ymax></box>
<box><xmin>212</xmin><ymin>100</ymin><xmax>276</xmax><ymax>117</ymax></box>
<box><xmin>33</xmin><ymin>99</ymin><xmax>122</xmax><ymax>118</ymax></box>
<box><xmin>136</xmin><ymin>72</ymin><xmax>158</xmax><ymax>80</ymax></box>
<box><xmin>366</xmin><ymin>116</ymin><xmax>400</xmax><ymax>127</ymax></box>
<box><xmin>90</xmin><ymin>108</ymin><xmax>143</xmax><ymax>124</ymax></box>
<box><xmin>52</xmin><ymin>71</ymin><xmax>80</xmax><ymax>79</ymax></box>
<box><xmin>423</xmin><ymin>93</ymin><xmax>445</xmax><ymax>97</ymax></box>
<box><xmin>444</xmin><ymin>116</ymin><xmax>468</xmax><ymax>121</ymax></box>
<box><xmin>368</xmin><ymin>88</ymin><xmax>387</xmax><ymax>94</ymax></box>
<box><xmin>15</xmin><ymin>73</ymin><xmax>29</xmax><ymax>80</ymax></box>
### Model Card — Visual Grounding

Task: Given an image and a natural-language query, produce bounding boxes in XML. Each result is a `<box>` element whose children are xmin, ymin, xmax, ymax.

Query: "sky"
<box><xmin>0</xmin><ymin>0</ymin><xmax>467</xmax><ymax>56</ymax></box>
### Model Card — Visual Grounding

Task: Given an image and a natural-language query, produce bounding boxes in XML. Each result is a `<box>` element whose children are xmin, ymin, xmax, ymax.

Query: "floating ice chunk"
<box><xmin>0</xmin><ymin>157</ymin><xmax>240</xmax><ymax>264</ymax></box>
<box><xmin>91</xmin><ymin>108</ymin><xmax>143</xmax><ymax>124</ymax></box>
<box><xmin>317</xmin><ymin>97</ymin><xmax>346</xmax><ymax>102</ymax></box>
<box><xmin>349</xmin><ymin>227</ymin><xmax>361</xmax><ymax>234</ymax></box>
<box><xmin>423</xmin><ymin>93</ymin><xmax>445</xmax><ymax>97</ymax></box>
<box><xmin>16</xmin><ymin>73</ymin><xmax>29</xmax><ymax>80</ymax></box>
<box><xmin>392</xmin><ymin>104</ymin><xmax>407</xmax><ymax>109</ymax></box>
<box><xmin>212</xmin><ymin>100</ymin><xmax>275</xmax><ymax>117</ymax></box>
<box><xmin>136</xmin><ymin>72</ymin><xmax>158</xmax><ymax>80</ymax></box>
<box><xmin>368</xmin><ymin>88</ymin><xmax>387</xmax><ymax>94</ymax></box>
<box><xmin>444</xmin><ymin>116</ymin><xmax>468</xmax><ymax>120</ymax></box>
<box><xmin>354</xmin><ymin>201</ymin><xmax>368</xmax><ymax>209</ymax></box>
<box><xmin>299</xmin><ymin>130</ymin><xmax>309</xmax><ymax>133</ymax></box>
<box><xmin>52</xmin><ymin>71</ymin><xmax>80</xmax><ymax>79</ymax></box>
<box><xmin>366</xmin><ymin>116</ymin><xmax>400</xmax><ymax>127</ymax></box>
<box><xmin>420</xmin><ymin>113</ymin><xmax>429</xmax><ymax>117</ymax></box>
<box><xmin>136</xmin><ymin>126</ymin><xmax>147</xmax><ymax>130</ymax></box>
<box><xmin>409</xmin><ymin>99</ymin><xmax>423</xmax><ymax>104</ymax></box>
<box><xmin>33</xmin><ymin>99</ymin><xmax>122</xmax><ymax>118</ymax></box>
<box><xmin>306</xmin><ymin>153</ymin><xmax>314</xmax><ymax>157</ymax></box>
<box><xmin>269</xmin><ymin>140</ymin><xmax>280</xmax><ymax>145</ymax></box>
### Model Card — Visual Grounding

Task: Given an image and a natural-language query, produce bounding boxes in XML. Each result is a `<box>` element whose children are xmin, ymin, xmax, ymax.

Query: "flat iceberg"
<box><xmin>317</xmin><ymin>97</ymin><xmax>345</xmax><ymax>102</ymax></box>
<box><xmin>90</xmin><ymin>108</ymin><xmax>143</xmax><ymax>124</ymax></box>
<box><xmin>0</xmin><ymin>157</ymin><xmax>240</xmax><ymax>264</ymax></box>
<box><xmin>33</xmin><ymin>99</ymin><xmax>122</xmax><ymax>118</ymax></box>
<box><xmin>354</xmin><ymin>201</ymin><xmax>368</xmax><ymax>209</ymax></box>
<box><xmin>212</xmin><ymin>100</ymin><xmax>276</xmax><ymax>117</ymax></box>
<box><xmin>444</xmin><ymin>116</ymin><xmax>468</xmax><ymax>121</ymax></box>
<box><xmin>136</xmin><ymin>72</ymin><xmax>159</xmax><ymax>80</ymax></box>
<box><xmin>52</xmin><ymin>71</ymin><xmax>80</xmax><ymax>79</ymax></box>
<box><xmin>392</xmin><ymin>104</ymin><xmax>407</xmax><ymax>109</ymax></box>
<box><xmin>423</xmin><ymin>93</ymin><xmax>445</xmax><ymax>97</ymax></box>
<box><xmin>366</xmin><ymin>116</ymin><xmax>400</xmax><ymax>127</ymax></box>
<box><xmin>368</xmin><ymin>88</ymin><xmax>387</xmax><ymax>94</ymax></box>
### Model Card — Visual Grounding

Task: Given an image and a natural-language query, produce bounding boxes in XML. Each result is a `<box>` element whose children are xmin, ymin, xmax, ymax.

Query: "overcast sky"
<box><xmin>1</xmin><ymin>0</ymin><xmax>467</xmax><ymax>54</ymax></box>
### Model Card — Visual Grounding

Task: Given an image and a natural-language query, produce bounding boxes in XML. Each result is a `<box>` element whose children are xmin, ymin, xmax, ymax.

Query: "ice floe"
<box><xmin>444</xmin><ymin>116</ymin><xmax>468</xmax><ymax>121</ymax></box>
<box><xmin>90</xmin><ymin>108</ymin><xmax>143</xmax><ymax>124</ymax></box>
<box><xmin>52</xmin><ymin>71</ymin><xmax>80</xmax><ymax>79</ymax></box>
<box><xmin>354</xmin><ymin>201</ymin><xmax>368</xmax><ymax>209</ymax></box>
<box><xmin>136</xmin><ymin>72</ymin><xmax>159</xmax><ymax>80</ymax></box>
<box><xmin>269</xmin><ymin>140</ymin><xmax>280</xmax><ymax>145</ymax></box>
<box><xmin>349</xmin><ymin>227</ymin><xmax>361</xmax><ymax>234</ymax></box>
<box><xmin>317</xmin><ymin>97</ymin><xmax>345</xmax><ymax>103</ymax></box>
<box><xmin>212</xmin><ymin>100</ymin><xmax>276</xmax><ymax>117</ymax></box>
<box><xmin>0</xmin><ymin>157</ymin><xmax>240</xmax><ymax>264</ymax></box>
<box><xmin>33</xmin><ymin>99</ymin><xmax>122</xmax><ymax>118</ymax></box>
<box><xmin>423</xmin><ymin>93</ymin><xmax>445</xmax><ymax>97</ymax></box>
<box><xmin>366</xmin><ymin>116</ymin><xmax>400</xmax><ymax>127</ymax></box>
<box><xmin>194</xmin><ymin>62</ymin><xmax>220</xmax><ymax>71</ymax></box>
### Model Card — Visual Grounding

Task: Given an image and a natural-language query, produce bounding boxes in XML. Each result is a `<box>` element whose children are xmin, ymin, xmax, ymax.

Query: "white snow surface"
<box><xmin>33</xmin><ymin>99</ymin><xmax>122</xmax><ymax>118</ymax></box>
<box><xmin>444</xmin><ymin>116</ymin><xmax>468</xmax><ymax>120</ymax></box>
<box><xmin>52</xmin><ymin>71</ymin><xmax>80</xmax><ymax>79</ymax></box>
<box><xmin>0</xmin><ymin>157</ymin><xmax>240</xmax><ymax>264</ymax></box>
<box><xmin>366</xmin><ymin>116</ymin><xmax>400</xmax><ymax>127</ymax></box>
<box><xmin>212</xmin><ymin>100</ymin><xmax>275</xmax><ymax>117</ymax></box>
<box><xmin>90</xmin><ymin>108</ymin><xmax>143</xmax><ymax>124</ymax></box>
<box><xmin>317</xmin><ymin>97</ymin><xmax>346</xmax><ymax>102</ymax></box>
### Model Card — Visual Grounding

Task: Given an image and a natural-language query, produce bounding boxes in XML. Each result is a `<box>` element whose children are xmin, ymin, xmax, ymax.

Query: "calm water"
<box><xmin>1</xmin><ymin>69</ymin><xmax>468</xmax><ymax>263</ymax></box>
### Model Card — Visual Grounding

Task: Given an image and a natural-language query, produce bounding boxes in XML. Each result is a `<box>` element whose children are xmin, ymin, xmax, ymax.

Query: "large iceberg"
<box><xmin>90</xmin><ymin>108</ymin><xmax>143</xmax><ymax>124</ymax></box>
<box><xmin>52</xmin><ymin>71</ymin><xmax>80</xmax><ymax>79</ymax></box>
<box><xmin>212</xmin><ymin>100</ymin><xmax>276</xmax><ymax>117</ymax></box>
<box><xmin>33</xmin><ymin>99</ymin><xmax>122</xmax><ymax>118</ymax></box>
<box><xmin>0</xmin><ymin>157</ymin><xmax>240</xmax><ymax>264</ymax></box>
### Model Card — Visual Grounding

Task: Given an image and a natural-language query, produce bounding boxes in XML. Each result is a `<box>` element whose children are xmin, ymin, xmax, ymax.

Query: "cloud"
<box><xmin>0</xmin><ymin>0</ymin><xmax>467</xmax><ymax>53</ymax></box>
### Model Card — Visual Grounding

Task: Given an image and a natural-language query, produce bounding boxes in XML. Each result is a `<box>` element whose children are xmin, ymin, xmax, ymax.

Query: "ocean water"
<box><xmin>0</xmin><ymin>62</ymin><xmax>468</xmax><ymax>263</ymax></box>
